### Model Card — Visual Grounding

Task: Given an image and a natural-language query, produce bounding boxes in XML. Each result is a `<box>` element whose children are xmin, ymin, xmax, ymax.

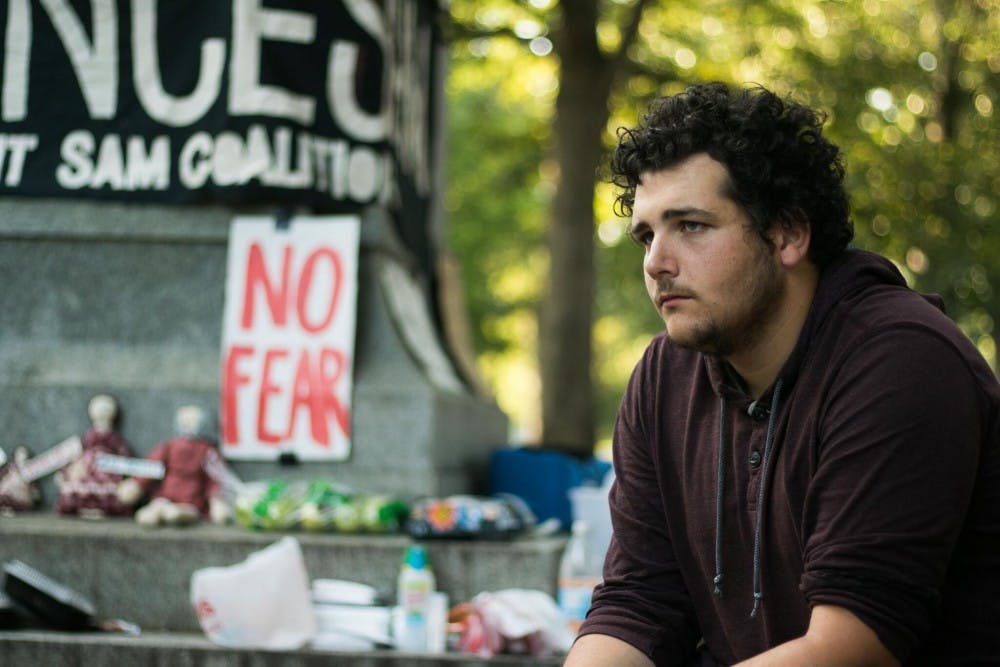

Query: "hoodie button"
<box><xmin>749</xmin><ymin>450</ymin><xmax>762</xmax><ymax>468</ymax></box>
<box><xmin>747</xmin><ymin>400</ymin><xmax>769</xmax><ymax>422</ymax></box>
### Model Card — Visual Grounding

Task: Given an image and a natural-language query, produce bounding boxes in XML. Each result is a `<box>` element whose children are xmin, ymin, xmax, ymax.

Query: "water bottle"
<box><xmin>558</xmin><ymin>519</ymin><xmax>600</xmax><ymax>631</ymax></box>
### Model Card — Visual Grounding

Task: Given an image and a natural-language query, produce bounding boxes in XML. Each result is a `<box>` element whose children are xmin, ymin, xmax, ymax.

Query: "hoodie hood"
<box><xmin>779</xmin><ymin>247</ymin><xmax>946</xmax><ymax>392</ymax></box>
<box><xmin>706</xmin><ymin>247</ymin><xmax>932</xmax><ymax>400</ymax></box>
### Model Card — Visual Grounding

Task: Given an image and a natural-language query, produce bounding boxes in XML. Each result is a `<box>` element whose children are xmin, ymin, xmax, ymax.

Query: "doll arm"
<box><xmin>202</xmin><ymin>448</ymin><xmax>232</xmax><ymax>524</ymax></box>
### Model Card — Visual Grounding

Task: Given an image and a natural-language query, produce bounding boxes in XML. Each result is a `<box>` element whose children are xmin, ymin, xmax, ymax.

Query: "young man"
<box><xmin>564</xmin><ymin>83</ymin><xmax>1000</xmax><ymax>666</ymax></box>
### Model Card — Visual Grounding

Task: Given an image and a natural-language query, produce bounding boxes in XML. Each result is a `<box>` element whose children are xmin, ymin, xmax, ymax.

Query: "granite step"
<box><xmin>0</xmin><ymin>629</ymin><xmax>564</xmax><ymax>666</ymax></box>
<box><xmin>0</xmin><ymin>513</ymin><xmax>569</xmax><ymax>663</ymax></box>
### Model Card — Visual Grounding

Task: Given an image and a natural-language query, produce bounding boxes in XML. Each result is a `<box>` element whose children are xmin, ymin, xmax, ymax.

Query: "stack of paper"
<box><xmin>310</xmin><ymin>579</ymin><xmax>395</xmax><ymax>651</ymax></box>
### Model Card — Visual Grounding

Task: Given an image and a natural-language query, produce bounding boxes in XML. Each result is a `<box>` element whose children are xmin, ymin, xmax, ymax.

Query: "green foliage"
<box><xmin>444</xmin><ymin>26</ymin><xmax>556</xmax><ymax>432</ymax></box>
<box><xmin>446</xmin><ymin>0</ymin><xmax>1000</xmax><ymax>446</ymax></box>
<box><xmin>446</xmin><ymin>48</ymin><xmax>552</xmax><ymax>357</ymax></box>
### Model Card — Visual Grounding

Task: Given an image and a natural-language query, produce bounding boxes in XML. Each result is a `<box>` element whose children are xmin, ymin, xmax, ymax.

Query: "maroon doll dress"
<box><xmin>133</xmin><ymin>436</ymin><xmax>222</xmax><ymax>517</ymax></box>
<box><xmin>0</xmin><ymin>449</ymin><xmax>39</xmax><ymax>513</ymax></box>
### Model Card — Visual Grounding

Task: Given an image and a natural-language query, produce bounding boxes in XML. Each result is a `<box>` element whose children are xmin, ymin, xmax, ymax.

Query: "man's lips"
<box><xmin>657</xmin><ymin>293</ymin><xmax>692</xmax><ymax>308</ymax></box>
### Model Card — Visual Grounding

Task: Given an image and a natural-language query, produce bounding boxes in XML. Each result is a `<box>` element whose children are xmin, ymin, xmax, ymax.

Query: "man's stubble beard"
<box><xmin>665</xmin><ymin>246</ymin><xmax>785</xmax><ymax>358</ymax></box>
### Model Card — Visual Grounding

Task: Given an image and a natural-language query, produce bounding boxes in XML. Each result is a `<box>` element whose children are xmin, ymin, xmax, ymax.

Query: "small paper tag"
<box><xmin>0</xmin><ymin>447</ymin><xmax>7</xmax><ymax>467</ymax></box>
<box><xmin>95</xmin><ymin>454</ymin><xmax>165</xmax><ymax>479</ymax></box>
<box><xmin>18</xmin><ymin>436</ymin><xmax>83</xmax><ymax>482</ymax></box>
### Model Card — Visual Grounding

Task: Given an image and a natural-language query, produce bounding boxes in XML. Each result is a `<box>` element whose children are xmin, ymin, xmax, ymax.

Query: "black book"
<box><xmin>2</xmin><ymin>560</ymin><xmax>96</xmax><ymax>631</ymax></box>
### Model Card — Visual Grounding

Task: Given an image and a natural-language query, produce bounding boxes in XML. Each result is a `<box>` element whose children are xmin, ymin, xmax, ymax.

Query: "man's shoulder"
<box><xmin>824</xmin><ymin>281</ymin><xmax>965</xmax><ymax>348</ymax></box>
<box><xmin>815</xmin><ymin>283</ymin><xmax>1000</xmax><ymax>396</ymax></box>
<box><xmin>817</xmin><ymin>249</ymin><xmax>952</xmax><ymax>334</ymax></box>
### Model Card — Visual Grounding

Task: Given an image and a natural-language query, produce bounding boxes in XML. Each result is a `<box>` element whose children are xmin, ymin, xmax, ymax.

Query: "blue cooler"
<box><xmin>489</xmin><ymin>447</ymin><xmax>611</xmax><ymax>530</ymax></box>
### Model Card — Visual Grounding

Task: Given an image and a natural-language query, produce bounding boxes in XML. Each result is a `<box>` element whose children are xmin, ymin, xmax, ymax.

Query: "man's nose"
<box><xmin>644</xmin><ymin>234</ymin><xmax>678</xmax><ymax>278</ymax></box>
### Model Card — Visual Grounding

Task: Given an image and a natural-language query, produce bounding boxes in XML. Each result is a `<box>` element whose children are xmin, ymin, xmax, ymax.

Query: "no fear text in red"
<box><xmin>222</xmin><ymin>241</ymin><xmax>351</xmax><ymax>450</ymax></box>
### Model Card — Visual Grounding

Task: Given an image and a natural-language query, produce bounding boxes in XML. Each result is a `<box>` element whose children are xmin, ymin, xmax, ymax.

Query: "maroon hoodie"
<box><xmin>580</xmin><ymin>249</ymin><xmax>1000</xmax><ymax>665</ymax></box>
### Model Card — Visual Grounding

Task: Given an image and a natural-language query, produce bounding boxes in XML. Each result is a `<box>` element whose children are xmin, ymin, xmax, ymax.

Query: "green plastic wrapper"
<box><xmin>234</xmin><ymin>479</ymin><xmax>408</xmax><ymax>534</ymax></box>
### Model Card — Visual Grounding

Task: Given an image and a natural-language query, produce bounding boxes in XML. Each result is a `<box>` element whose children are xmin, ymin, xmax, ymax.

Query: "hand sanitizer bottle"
<box><xmin>395</xmin><ymin>544</ymin><xmax>436</xmax><ymax>651</ymax></box>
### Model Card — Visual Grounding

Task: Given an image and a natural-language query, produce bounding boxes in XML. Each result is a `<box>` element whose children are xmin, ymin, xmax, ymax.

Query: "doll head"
<box><xmin>175</xmin><ymin>405</ymin><xmax>210</xmax><ymax>439</ymax></box>
<box><xmin>87</xmin><ymin>394</ymin><xmax>118</xmax><ymax>433</ymax></box>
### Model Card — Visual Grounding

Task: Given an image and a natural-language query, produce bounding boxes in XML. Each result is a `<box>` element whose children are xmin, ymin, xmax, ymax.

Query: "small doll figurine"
<box><xmin>117</xmin><ymin>405</ymin><xmax>234</xmax><ymax>527</ymax></box>
<box><xmin>55</xmin><ymin>394</ymin><xmax>134</xmax><ymax>518</ymax></box>
<box><xmin>0</xmin><ymin>446</ymin><xmax>40</xmax><ymax>516</ymax></box>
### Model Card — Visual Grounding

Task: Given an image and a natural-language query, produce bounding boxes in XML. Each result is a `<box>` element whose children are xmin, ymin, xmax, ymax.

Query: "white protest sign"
<box><xmin>220</xmin><ymin>216</ymin><xmax>360</xmax><ymax>461</ymax></box>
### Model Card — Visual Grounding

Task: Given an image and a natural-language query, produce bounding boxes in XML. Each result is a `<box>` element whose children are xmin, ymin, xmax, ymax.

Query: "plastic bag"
<box><xmin>233</xmin><ymin>480</ymin><xmax>305</xmax><ymax>531</ymax></box>
<box><xmin>450</xmin><ymin>589</ymin><xmax>576</xmax><ymax>657</ymax></box>
<box><xmin>190</xmin><ymin>536</ymin><xmax>316</xmax><ymax>649</ymax></box>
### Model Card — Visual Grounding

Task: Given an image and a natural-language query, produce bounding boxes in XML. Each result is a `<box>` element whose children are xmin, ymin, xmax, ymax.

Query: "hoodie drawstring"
<box><xmin>749</xmin><ymin>378</ymin><xmax>783</xmax><ymax>618</ymax></box>
<box><xmin>713</xmin><ymin>398</ymin><xmax>729</xmax><ymax>597</ymax></box>
<box><xmin>712</xmin><ymin>378</ymin><xmax>785</xmax><ymax>617</ymax></box>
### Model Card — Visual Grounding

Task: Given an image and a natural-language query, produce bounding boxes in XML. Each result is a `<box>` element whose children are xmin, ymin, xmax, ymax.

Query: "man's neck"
<box><xmin>728</xmin><ymin>266</ymin><xmax>819</xmax><ymax>399</ymax></box>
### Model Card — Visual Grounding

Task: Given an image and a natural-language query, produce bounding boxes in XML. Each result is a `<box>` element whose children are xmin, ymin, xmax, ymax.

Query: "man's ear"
<box><xmin>773</xmin><ymin>210</ymin><xmax>811</xmax><ymax>268</ymax></box>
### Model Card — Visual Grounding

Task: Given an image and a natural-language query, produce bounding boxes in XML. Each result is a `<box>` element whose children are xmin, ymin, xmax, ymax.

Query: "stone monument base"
<box><xmin>0</xmin><ymin>199</ymin><xmax>507</xmax><ymax>504</ymax></box>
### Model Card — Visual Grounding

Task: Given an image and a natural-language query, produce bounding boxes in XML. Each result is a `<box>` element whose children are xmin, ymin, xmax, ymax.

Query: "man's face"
<box><xmin>629</xmin><ymin>153</ymin><xmax>785</xmax><ymax>357</ymax></box>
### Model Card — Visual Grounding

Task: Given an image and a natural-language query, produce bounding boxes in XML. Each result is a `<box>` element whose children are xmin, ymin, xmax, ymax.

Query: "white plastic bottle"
<box><xmin>558</xmin><ymin>519</ymin><xmax>600</xmax><ymax>631</ymax></box>
<box><xmin>395</xmin><ymin>544</ymin><xmax>437</xmax><ymax>651</ymax></box>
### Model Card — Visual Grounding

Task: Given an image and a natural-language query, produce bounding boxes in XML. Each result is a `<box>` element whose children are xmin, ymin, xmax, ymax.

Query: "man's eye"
<box><xmin>680</xmin><ymin>221</ymin><xmax>705</xmax><ymax>232</ymax></box>
<box><xmin>634</xmin><ymin>231</ymin><xmax>653</xmax><ymax>246</ymax></box>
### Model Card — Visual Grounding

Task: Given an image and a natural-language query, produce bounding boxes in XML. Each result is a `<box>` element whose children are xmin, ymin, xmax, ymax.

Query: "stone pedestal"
<box><xmin>0</xmin><ymin>198</ymin><xmax>507</xmax><ymax>503</ymax></box>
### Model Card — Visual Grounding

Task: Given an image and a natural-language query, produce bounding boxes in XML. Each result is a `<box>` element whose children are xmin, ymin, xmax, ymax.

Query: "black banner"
<box><xmin>0</xmin><ymin>0</ymin><xmax>439</xmax><ymax>264</ymax></box>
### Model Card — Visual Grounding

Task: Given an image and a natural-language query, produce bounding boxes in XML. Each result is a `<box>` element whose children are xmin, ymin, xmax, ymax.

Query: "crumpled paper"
<box><xmin>450</xmin><ymin>588</ymin><xmax>576</xmax><ymax>657</ymax></box>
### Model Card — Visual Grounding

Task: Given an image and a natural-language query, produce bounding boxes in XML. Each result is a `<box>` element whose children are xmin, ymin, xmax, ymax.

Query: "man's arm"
<box><xmin>563</xmin><ymin>634</ymin><xmax>655</xmax><ymax>667</ymax></box>
<box><xmin>734</xmin><ymin>605</ymin><xmax>899</xmax><ymax>667</ymax></box>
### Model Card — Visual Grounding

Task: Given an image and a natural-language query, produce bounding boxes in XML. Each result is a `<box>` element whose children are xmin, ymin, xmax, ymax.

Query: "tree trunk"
<box><xmin>933</xmin><ymin>0</ymin><xmax>965</xmax><ymax>141</ymax></box>
<box><xmin>539</xmin><ymin>0</ymin><xmax>614</xmax><ymax>457</ymax></box>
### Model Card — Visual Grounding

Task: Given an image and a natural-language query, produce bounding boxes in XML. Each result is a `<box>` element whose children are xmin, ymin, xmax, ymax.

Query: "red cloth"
<box><xmin>0</xmin><ymin>458</ymin><xmax>37</xmax><ymax>512</ymax></box>
<box><xmin>137</xmin><ymin>437</ymin><xmax>221</xmax><ymax>517</ymax></box>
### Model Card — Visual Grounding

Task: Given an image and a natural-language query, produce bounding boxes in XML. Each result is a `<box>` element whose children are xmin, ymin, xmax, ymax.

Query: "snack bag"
<box><xmin>406</xmin><ymin>494</ymin><xmax>536</xmax><ymax>539</ymax></box>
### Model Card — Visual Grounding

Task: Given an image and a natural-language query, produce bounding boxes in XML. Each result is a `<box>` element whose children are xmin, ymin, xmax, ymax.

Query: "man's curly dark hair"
<box><xmin>611</xmin><ymin>82</ymin><xmax>853</xmax><ymax>267</ymax></box>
